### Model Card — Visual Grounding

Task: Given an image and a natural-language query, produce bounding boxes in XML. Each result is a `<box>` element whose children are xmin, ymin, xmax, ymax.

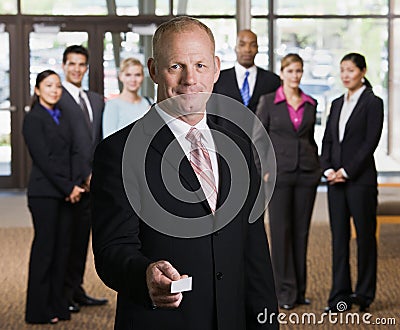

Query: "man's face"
<box><xmin>148</xmin><ymin>26</ymin><xmax>220</xmax><ymax>123</ymax></box>
<box><xmin>235</xmin><ymin>31</ymin><xmax>258</xmax><ymax>68</ymax></box>
<box><xmin>62</xmin><ymin>53</ymin><xmax>88</xmax><ymax>87</ymax></box>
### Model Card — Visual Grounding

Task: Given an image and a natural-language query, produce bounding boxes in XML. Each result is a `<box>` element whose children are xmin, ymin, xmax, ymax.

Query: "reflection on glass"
<box><xmin>103</xmin><ymin>31</ymin><xmax>145</xmax><ymax>99</ymax></box>
<box><xmin>0</xmin><ymin>31</ymin><xmax>11</xmax><ymax>176</ymax></box>
<box><xmin>173</xmin><ymin>0</ymin><xmax>235</xmax><ymax>15</ymax></box>
<box><xmin>251</xmin><ymin>19</ymin><xmax>270</xmax><ymax>70</ymax></box>
<box><xmin>21</xmin><ymin>0</ymin><xmax>139</xmax><ymax>15</ymax></box>
<box><xmin>198</xmin><ymin>19</ymin><xmax>236</xmax><ymax>70</ymax></box>
<box><xmin>275</xmin><ymin>18</ymin><xmax>388</xmax><ymax>153</ymax></box>
<box><xmin>29</xmin><ymin>32</ymin><xmax>89</xmax><ymax>95</ymax></box>
<box><xmin>276</xmin><ymin>0</ymin><xmax>388</xmax><ymax>15</ymax></box>
<box><xmin>0</xmin><ymin>0</ymin><xmax>17</xmax><ymax>14</ymax></box>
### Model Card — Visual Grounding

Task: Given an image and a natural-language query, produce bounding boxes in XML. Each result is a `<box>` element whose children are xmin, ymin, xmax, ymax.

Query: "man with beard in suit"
<box><xmin>91</xmin><ymin>16</ymin><xmax>278</xmax><ymax>330</ymax></box>
<box><xmin>57</xmin><ymin>45</ymin><xmax>107</xmax><ymax>312</ymax></box>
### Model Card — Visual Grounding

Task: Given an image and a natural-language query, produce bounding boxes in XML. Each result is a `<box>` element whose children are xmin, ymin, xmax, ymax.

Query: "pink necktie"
<box><xmin>186</xmin><ymin>127</ymin><xmax>217</xmax><ymax>213</ymax></box>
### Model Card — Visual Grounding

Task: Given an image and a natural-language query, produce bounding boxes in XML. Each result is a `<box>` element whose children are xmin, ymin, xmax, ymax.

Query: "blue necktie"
<box><xmin>240</xmin><ymin>71</ymin><xmax>250</xmax><ymax>106</ymax></box>
<box><xmin>48</xmin><ymin>108</ymin><xmax>61</xmax><ymax>125</ymax></box>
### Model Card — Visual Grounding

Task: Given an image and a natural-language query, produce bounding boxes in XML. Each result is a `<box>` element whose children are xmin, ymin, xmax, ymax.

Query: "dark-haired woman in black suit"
<box><xmin>23</xmin><ymin>70</ymin><xmax>85</xmax><ymax>324</ymax></box>
<box><xmin>321</xmin><ymin>53</ymin><xmax>383</xmax><ymax>312</ymax></box>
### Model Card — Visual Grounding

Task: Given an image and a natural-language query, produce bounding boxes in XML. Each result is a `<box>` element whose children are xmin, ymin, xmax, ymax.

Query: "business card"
<box><xmin>170</xmin><ymin>277</ymin><xmax>192</xmax><ymax>293</ymax></box>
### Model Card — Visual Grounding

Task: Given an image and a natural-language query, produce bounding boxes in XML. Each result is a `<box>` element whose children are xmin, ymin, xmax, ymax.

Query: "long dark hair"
<box><xmin>31</xmin><ymin>69</ymin><xmax>60</xmax><ymax>108</ymax></box>
<box><xmin>340</xmin><ymin>52</ymin><xmax>372</xmax><ymax>88</ymax></box>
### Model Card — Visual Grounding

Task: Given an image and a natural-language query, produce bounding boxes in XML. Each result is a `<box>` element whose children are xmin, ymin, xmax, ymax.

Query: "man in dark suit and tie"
<box><xmin>57</xmin><ymin>45</ymin><xmax>107</xmax><ymax>312</ymax></box>
<box><xmin>91</xmin><ymin>16</ymin><xmax>278</xmax><ymax>330</ymax></box>
<box><xmin>212</xmin><ymin>29</ymin><xmax>280</xmax><ymax>139</ymax></box>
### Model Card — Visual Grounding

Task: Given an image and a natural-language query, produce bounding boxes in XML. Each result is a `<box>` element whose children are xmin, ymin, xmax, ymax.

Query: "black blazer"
<box><xmin>210</xmin><ymin>67</ymin><xmax>281</xmax><ymax>142</ymax></box>
<box><xmin>320</xmin><ymin>87</ymin><xmax>383</xmax><ymax>185</ymax></box>
<box><xmin>91</xmin><ymin>108</ymin><xmax>278</xmax><ymax>330</ymax></box>
<box><xmin>213</xmin><ymin>66</ymin><xmax>281</xmax><ymax>113</ymax></box>
<box><xmin>255</xmin><ymin>92</ymin><xmax>320</xmax><ymax>179</ymax></box>
<box><xmin>22</xmin><ymin>103</ymin><xmax>82</xmax><ymax>198</ymax></box>
<box><xmin>57</xmin><ymin>87</ymin><xmax>104</xmax><ymax>178</ymax></box>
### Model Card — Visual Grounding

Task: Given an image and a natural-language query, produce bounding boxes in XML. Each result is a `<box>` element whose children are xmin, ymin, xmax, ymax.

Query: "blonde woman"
<box><xmin>103</xmin><ymin>57</ymin><xmax>153</xmax><ymax>137</ymax></box>
<box><xmin>255</xmin><ymin>53</ymin><xmax>321</xmax><ymax>310</ymax></box>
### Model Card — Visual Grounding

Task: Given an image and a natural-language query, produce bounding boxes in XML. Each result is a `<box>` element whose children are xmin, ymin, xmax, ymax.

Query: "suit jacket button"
<box><xmin>216</xmin><ymin>272</ymin><xmax>223</xmax><ymax>280</ymax></box>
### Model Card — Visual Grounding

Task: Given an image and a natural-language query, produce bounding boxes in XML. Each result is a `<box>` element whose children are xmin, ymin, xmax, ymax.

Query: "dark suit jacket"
<box><xmin>22</xmin><ymin>103</ymin><xmax>81</xmax><ymax>198</ymax></box>
<box><xmin>91</xmin><ymin>107</ymin><xmax>278</xmax><ymax>330</ymax></box>
<box><xmin>210</xmin><ymin>67</ymin><xmax>281</xmax><ymax>142</ymax></box>
<box><xmin>320</xmin><ymin>87</ymin><xmax>383</xmax><ymax>185</ymax></box>
<box><xmin>213</xmin><ymin>66</ymin><xmax>281</xmax><ymax>113</ymax></box>
<box><xmin>57</xmin><ymin>87</ymin><xmax>104</xmax><ymax>179</ymax></box>
<box><xmin>255</xmin><ymin>92</ymin><xmax>320</xmax><ymax>182</ymax></box>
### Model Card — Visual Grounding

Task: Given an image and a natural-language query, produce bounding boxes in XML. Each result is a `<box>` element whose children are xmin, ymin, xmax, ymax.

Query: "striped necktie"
<box><xmin>186</xmin><ymin>127</ymin><xmax>217</xmax><ymax>213</ymax></box>
<box><xmin>240</xmin><ymin>71</ymin><xmax>250</xmax><ymax>106</ymax></box>
<box><xmin>79</xmin><ymin>91</ymin><xmax>92</xmax><ymax>129</ymax></box>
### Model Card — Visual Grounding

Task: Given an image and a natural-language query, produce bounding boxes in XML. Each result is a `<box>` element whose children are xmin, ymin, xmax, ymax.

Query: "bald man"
<box><xmin>213</xmin><ymin>30</ymin><xmax>280</xmax><ymax>113</ymax></box>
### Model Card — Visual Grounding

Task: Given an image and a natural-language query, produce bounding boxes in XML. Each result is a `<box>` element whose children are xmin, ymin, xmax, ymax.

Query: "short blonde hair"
<box><xmin>280</xmin><ymin>53</ymin><xmax>303</xmax><ymax>72</ymax></box>
<box><xmin>120</xmin><ymin>57</ymin><xmax>144</xmax><ymax>75</ymax></box>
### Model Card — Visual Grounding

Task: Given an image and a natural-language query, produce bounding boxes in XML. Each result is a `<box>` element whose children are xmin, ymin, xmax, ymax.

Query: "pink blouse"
<box><xmin>274</xmin><ymin>86</ymin><xmax>316</xmax><ymax>131</ymax></box>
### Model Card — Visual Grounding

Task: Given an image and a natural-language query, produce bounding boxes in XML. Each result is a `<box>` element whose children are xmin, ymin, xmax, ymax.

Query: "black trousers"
<box><xmin>25</xmin><ymin>197</ymin><xmax>71</xmax><ymax>323</ymax></box>
<box><xmin>327</xmin><ymin>183</ymin><xmax>377</xmax><ymax>308</ymax></box>
<box><xmin>64</xmin><ymin>193</ymin><xmax>91</xmax><ymax>301</ymax></box>
<box><xmin>267</xmin><ymin>170</ymin><xmax>319</xmax><ymax>306</ymax></box>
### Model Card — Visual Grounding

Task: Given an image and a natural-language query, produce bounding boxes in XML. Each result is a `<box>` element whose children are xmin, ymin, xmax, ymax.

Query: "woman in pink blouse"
<box><xmin>254</xmin><ymin>53</ymin><xmax>321</xmax><ymax>310</ymax></box>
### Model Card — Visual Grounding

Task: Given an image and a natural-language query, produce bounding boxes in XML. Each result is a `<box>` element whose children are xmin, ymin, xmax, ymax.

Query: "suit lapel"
<box><xmin>35</xmin><ymin>105</ymin><xmax>70</xmax><ymax>143</ymax></box>
<box><xmin>331</xmin><ymin>96</ymin><xmax>344</xmax><ymax>142</ymax></box>
<box><xmin>142</xmin><ymin>108</ymin><xmax>212</xmax><ymax>213</ymax></box>
<box><xmin>228</xmin><ymin>68</ymin><xmax>243</xmax><ymax>101</ymax></box>
<box><xmin>61</xmin><ymin>87</ymin><xmax>93</xmax><ymax>140</ymax></box>
<box><xmin>296</xmin><ymin>102</ymin><xmax>314</xmax><ymax>135</ymax></box>
<box><xmin>342</xmin><ymin>89</ymin><xmax>368</xmax><ymax>138</ymax></box>
<box><xmin>208</xmin><ymin>120</ymin><xmax>230</xmax><ymax>209</ymax></box>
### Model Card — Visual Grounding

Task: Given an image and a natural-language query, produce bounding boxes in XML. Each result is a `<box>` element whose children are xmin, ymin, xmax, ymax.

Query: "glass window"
<box><xmin>251</xmin><ymin>19</ymin><xmax>270</xmax><ymax>70</ymax></box>
<box><xmin>0</xmin><ymin>0</ymin><xmax>17</xmax><ymax>14</ymax></box>
<box><xmin>390</xmin><ymin>19</ymin><xmax>400</xmax><ymax>160</ymax></box>
<box><xmin>156</xmin><ymin>0</ymin><xmax>170</xmax><ymax>15</ymax></box>
<box><xmin>0</xmin><ymin>31</ymin><xmax>10</xmax><ymax>176</ymax></box>
<box><xmin>29</xmin><ymin>32</ymin><xmax>89</xmax><ymax>94</ymax></box>
<box><xmin>395</xmin><ymin>0</ymin><xmax>400</xmax><ymax>13</ymax></box>
<box><xmin>251</xmin><ymin>0</ymin><xmax>269</xmax><ymax>15</ymax></box>
<box><xmin>103</xmin><ymin>31</ymin><xmax>145</xmax><ymax>99</ymax></box>
<box><xmin>199</xmin><ymin>19</ymin><xmax>236</xmax><ymax>70</ymax></box>
<box><xmin>21</xmin><ymin>0</ymin><xmax>140</xmax><ymax>15</ymax></box>
<box><xmin>275</xmin><ymin>0</ymin><xmax>388</xmax><ymax>15</ymax></box>
<box><xmin>274</xmin><ymin>18</ymin><xmax>388</xmax><ymax>153</ymax></box>
<box><xmin>173</xmin><ymin>0</ymin><xmax>235</xmax><ymax>15</ymax></box>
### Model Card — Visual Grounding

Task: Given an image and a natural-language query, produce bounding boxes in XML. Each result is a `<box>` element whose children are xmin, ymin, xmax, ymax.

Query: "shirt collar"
<box><xmin>344</xmin><ymin>85</ymin><xmax>366</xmax><ymax>103</ymax></box>
<box><xmin>62</xmin><ymin>81</ymin><xmax>84</xmax><ymax>98</ymax></box>
<box><xmin>234</xmin><ymin>62</ymin><xmax>257</xmax><ymax>79</ymax></box>
<box><xmin>155</xmin><ymin>105</ymin><xmax>209</xmax><ymax>142</ymax></box>
<box><xmin>274</xmin><ymin>86</ymin><xmax>316</xmax><ymax>106</ymax></box>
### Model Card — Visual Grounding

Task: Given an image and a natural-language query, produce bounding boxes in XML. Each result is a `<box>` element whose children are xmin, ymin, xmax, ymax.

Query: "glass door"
<box><xmin>0</xmin><ymin>27</ymin><xmax>11</xmax><ymax>177</ymax></box>
<box><xmin>29</xmin><ymin>30</ymin><xmax>89</xmax><ymax>94</ymax></box>
<box><xmin>103</xmin><ymin>28</ymin><xmax>155</xmax><ymax>101</ymax></box>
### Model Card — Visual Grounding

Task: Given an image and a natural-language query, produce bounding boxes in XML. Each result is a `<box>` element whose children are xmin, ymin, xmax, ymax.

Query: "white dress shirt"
<box><xmin>156</xmin><ymin>106</ymin><xmax>219</xmax><ymax>201</ymax></box>
<box><xmin>338</xmin><ymin>85</ymin><xmax>366</xmax><ymax>142</ymax></box>
<box><xmin>62</xmin><ymin>81</ymin><xmax>94</xmax><ymax>121</ymax></box>
<box><xmin>235</xmin><ymin>62</ymin><xmax>257</xmax><ymax>98</ymax></box>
